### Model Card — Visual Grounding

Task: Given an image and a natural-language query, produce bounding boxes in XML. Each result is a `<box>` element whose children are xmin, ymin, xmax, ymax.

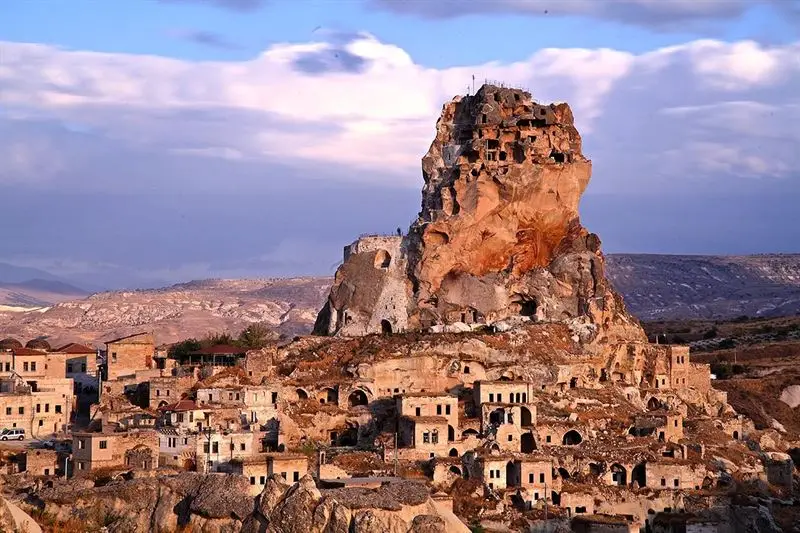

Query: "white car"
<box><xmin>0</xmin><ymin>428</ymin><xmax>25</xmax><ymax>441</ymax></box>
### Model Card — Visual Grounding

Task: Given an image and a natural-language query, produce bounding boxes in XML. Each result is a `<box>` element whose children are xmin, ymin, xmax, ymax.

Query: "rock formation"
<box><xmin>315</xmin><ymin>84</ymin><xmax>643</xmax><ymax>347</ymax></box>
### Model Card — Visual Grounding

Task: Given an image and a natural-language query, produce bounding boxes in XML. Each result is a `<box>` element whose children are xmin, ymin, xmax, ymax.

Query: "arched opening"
<box><xmin>506</xmin><ymin>461</ymin><xmax>518</xmax><ymax>487</ymax></box>
<box><xmin>489</xmin><ymin>442</ymin><xmax>501</xmax><ymax>453</ymax></box>
<box><xmin>295</xmin><ymin>388</ymin><xmax>309</xmax><ymax>401</ymax></box>
<box><xmin>647</xmin><ymin>397</ymin><xmax>661</xmax><ymax>411</ymax></box>
<box><xmin>569</xmin><ymin>377</ymin><xmax>578</xmax><ymax>389</ymax></box>
<box><xmin>347</xmin><ymin>389</ymin><xmax>368</xmax><ymax>408</ymax></box>
<box><xmin>551</xmin><ymin>491</ymin><xmax>561</xmax><ymax>505</ymax></box>
<box><xmin>517</xmin><ymin>297</ymin><xmax>538</xmax><ymax>318</ymax></box>
<box><xmin>489</xmin><ymin>408</ymin><xmax>505</xmax><ymax>426</ymax></box>
<box><xmin>449</xmin><ymin>448</ymin><xmax>459</xmax><ymax>457</ymax></box>
<box><xmin>589</xmin><ymin>463</ymin><xmax>602</xmax><ymax>476</ymax></box>
<box><xmin>449</xmin><ymin>465</ymin><xmax>462</xmax><ymax>477</ymax></box>
<box><xmin>610</xmin><ymin>463</ymin><xmax>627</xmax><ymax>486</ymax></box>
<box><xmin>521</xmin><ymin>432</ymin><xmax>536</xmax><ymax>453</ymax></box>
<box><xmin>462</xmin><ymin>429</ymin><xmax>479</xmax><ymax>439</ymax></box>
<box><xmin>562</xmin><ymin>430</ymin><xmax>583</xmax><ymax>446</ymax></box>
<box><xmin>374</xmin><ymin>250</ymin><xmax>391</xmax><ymax>269</ymax></box>
<box><xmin>158</xmin><ymin>401</ymin><xmax>168</xmax><ymax>408</ymax></box>
<box><xmin>632</xmin><ymin>462</ymin><xmax>646</xmax><ymax>488</ymax></box>
<box><xmin>732</xmin><ymin>430</ymin><xmax>739</xmax><ymax>440</ymax></box>
<box><xmin>557</xmin><ymin>467</ymin><xmax>571</xmax><ymax>480</ymax></box>
<box><xmin>448</xmin><ymin>425</ymin><xmax>455</xmax><ymax>442</ymax></box>
<box><xmin>520</xmin><ymin>406</ymin><xmax>533</xmax><ymax>427</ymax></box>
<box><xmin>600</xmin><ymin>369</ymin><xmax>608</xmax><ymax>382</ymax></box>
<box><xmin>380</xmin><ymin>320</ymin><xmax>393</xmax><ymax>335</ymax></box>
<box><xmin>323</xmin><ymin>387</ymin><xmax>338</xmax><ymax>404</ymax></box>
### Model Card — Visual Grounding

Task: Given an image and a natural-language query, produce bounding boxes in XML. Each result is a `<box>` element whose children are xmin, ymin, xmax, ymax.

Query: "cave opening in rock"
<box><xmin>518</xmin><ymin>297</ymin><xmax>538</xmax><ymax>318</ymax></box>
<box><xmin>381</xmin><ymin>320</ymin><xmax>393</xmax><ymax>335</ymax></box>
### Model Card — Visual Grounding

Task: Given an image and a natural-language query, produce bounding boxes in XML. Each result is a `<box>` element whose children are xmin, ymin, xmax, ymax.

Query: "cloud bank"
<box><xmin>1</xmin><ymin>33</ymin><xmax>799</xmax><ymax>286</ymax></box>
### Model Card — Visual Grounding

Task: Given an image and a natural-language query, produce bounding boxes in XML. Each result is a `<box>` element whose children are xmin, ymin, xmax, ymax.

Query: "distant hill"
<box><xmin>605</xmin><ymin>253</ymin><xmax>800</xmax><ymax>321</ymax></box>
<box><xmin>0</xmin><ymin>279</ymin><xmax>89</xmax><ymax>308</ymax></box>
<box><xmin>1</xmin><ymin>254</ymin><xmax>800</xmax><ymax>346</ymax></box>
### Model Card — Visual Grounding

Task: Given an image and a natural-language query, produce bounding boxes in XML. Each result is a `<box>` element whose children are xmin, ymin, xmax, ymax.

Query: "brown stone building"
<box><xmin>72</xmin><ymin>430</ymin><xmax>159</xmax><ymax>475</ymax></box>
<box><xmin>105</xmin><ymin>333</ymin><xmax>155</xmax><ymax>381</ymax></box>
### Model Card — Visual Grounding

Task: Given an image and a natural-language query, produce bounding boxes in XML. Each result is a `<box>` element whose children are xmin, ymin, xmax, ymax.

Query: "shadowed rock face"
<box><xmin>315</xmin><ymin>84</ymin><xmax>644</xmax><ymax>346</ymax></box>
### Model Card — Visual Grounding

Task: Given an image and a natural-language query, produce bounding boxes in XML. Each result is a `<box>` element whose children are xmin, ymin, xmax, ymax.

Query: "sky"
<box><xmin>1</xmin><ymin>0</ymin><xmax>799</xmax><ymax>290</ymax></box>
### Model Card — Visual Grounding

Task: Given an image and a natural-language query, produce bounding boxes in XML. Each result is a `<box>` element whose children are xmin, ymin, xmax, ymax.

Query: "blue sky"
<box><xmin>1</xmin><ymin>0</ymin><xmax>799</xmax><ymax>289</ymax></box>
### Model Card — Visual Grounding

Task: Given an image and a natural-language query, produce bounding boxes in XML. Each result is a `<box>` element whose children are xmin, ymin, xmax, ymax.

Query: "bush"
<box><xmin>703</xmin><ymin>328</ymin><xmax>718</xmax><ymax>340</ymax></box>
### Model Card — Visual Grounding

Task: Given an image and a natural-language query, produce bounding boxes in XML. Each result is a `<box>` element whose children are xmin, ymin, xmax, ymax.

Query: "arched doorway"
<box><xmin>489</xmin><ymin>408</ymin><xmax>505</xmax><ymax>426</ymax></box>
<box><xmin>520</xmin><ymin>406</ymin><xmax>533</xmax><ymax>427</ymax></box>
<box><xmin>348</xmin><ymin>389</ymin><xmax>369</xmax><ymax>408</ymax></box>
<box><xmin>321</xmin><ymin>387</ymin><xmax>338</xmax><ymax>404</ymax></box>
<box><xmin>521</xmin><ymin>433</ymin><xmax>536</xmax><ymax>453</ymax></box>
<box><xmin>569</xmin><ymin>377</ymin><xmax>578</xmax><ymax>389</ymax></box>
<box><xmin>374</xmin><ymin>250</ymin><xmax>391</xmax><ymax>269</ymax></box>
<box><xmin>448</xmin><ymin>425</ymin><xmax>455</xmax><ymax>442</ymax></box>
<box><xmin>557</xmin><ymin>467</ymin><xmax>571</xmax><ymax>480</ymax></box>
<box><xmin>462</xmin><ymin>429</ymin><xmax>479</xmax><ymax>439</ymax></box>
<box><xmin>610</xmin><ymin>463</ymin><xmax>627</xmax><ymax>486</ymax></box>
<box><xmin>562</xmin><ymin>430</ymin><xmax>583</xmax><ymax>445</ymax></box>
<box><xmin>632</xmin><ymin>462</ymin><xmax>646</xmax><ymax>488</ymax></box>
<box><xmin>449</xmin><ymin>448</ymin><xmax>459</xmax><ymax>457</ymax></box>
<box><xmin>647</xmin><ymin>397</ymin><xmax>661</xmax><ymax>410</ymax></box>
<box><xmin>449</xmin><ymin>465</ymin><xmax>462</xmax><ymax>477</ymax></box>
<box><xmin>732</xmin><ymin>430</ymin><xmax>739</xmax><ymax>440</ymax></box>
<box><xmin>380</xmin><ymin>320</ymin><xmax>393</xmax><ymax>335</ymax></box>
<box><xmin>506</xmin><ymin>461</ymin><xmax>518</xmax><ymax>487</ymax></box>
<box><xmin>339</xmin><ymin>422</ymin><xmax>359</xmax><ymax>446</ymax></box>
<box><xmin>551</xmin><ymin>491</ymin><xmax>561</xmax><ymax>505</ymax></box>
<box><xmin>295</xmin><ymin>388</ymin><xmax>309</xmax><ymax>401</ymax></box>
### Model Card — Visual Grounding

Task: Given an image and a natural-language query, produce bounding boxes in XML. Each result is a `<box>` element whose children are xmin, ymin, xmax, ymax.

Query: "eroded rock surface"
<box><xmin>315</xmin><ymin>84</ymin><xmax>644</xmax><ymax>348</ymax></box>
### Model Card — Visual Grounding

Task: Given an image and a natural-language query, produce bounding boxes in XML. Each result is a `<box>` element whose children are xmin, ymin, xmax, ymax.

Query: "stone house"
<box><xmin>0</xmin><ymin>376</ymin><xmax>74</xmax><ymax>437</ymax></box>
<box><xmin>150</xmin><ymin>375</ymin><xmax>195</xmax><ymax>409</ymax></box>
<box><xmin>234</xmin><ymin>453</ymin><xmax>309</xmax><ymax>495</ymax></box>
<box><xmin>480</xmin><ymin>403</ymin><xmax>537</xmax><ymax>453</ymax></box>
<box><xmin>396</xmin><ymin>393</ymin><xmax>458</xmax><ymax>439</ymax></box>
<box><xmin>473</xmin><ymin>380</ymin><xmax>537</xmax><ymax>406</ymax></box>
<box><xmin>158</xmin><ymin>427</ymin><xmax>197</xmax><ymax>469</ymax></box>
<box><xmin>397</xmin><ymin>416</ymin><xmax>450</xmax><ymax>459</ymax></box>
<box><xmin>72</xmin><ymin>430</ymin><xmax>159</xmax><ymax>475</ymax></box>
<box><xmin>159</xmin><ymin>399</ymin><xmax>206</xmax><ymax>431</ymax></box>
<box><xmin>632</xmin><ymin>411</ymin><xmax>683</xmax><ymax>442</ymax></box>
<box><xmin>195</xmin><ymin>429</ymin><xmax>263</xmax><ymax>473</ymax></box>
<box><xmin>56</xmin><ymin>343</ymin><xmax>98</xmax><ymax>393</ymax></box>
<box><xmin>517</xmin><ymin>457</ymin><xmax>554</xmax><ymax>500</ymax></box>
<box><xmin>467</xmin><ymin>453</ymin><xmax>514</xmax><ymax>491</ymax></box>
<box><xmin>105</xmin><ymin>333</ymin><xmax>155</xmax><ymax>381</ymax></box>
<box><xmin>25</xmin><ymin>449</ymin><xmax>60</xmax><ymax>476</ymax></box>
<box><xmin>644</xmin><ymin>462</ymin><xmax>705</xmax><ymax>490</ymax></box>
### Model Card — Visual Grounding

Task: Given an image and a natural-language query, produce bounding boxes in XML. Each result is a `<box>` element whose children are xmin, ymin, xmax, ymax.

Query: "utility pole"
<box><xmin>202</xmin><ymin>426</ymin><xmax>215</xmax><ymax>474</ymax></box>
<box><xmin>393</xmin><ymin>431</ymin><xmax>398</xmax><ymax>476</ymax></box>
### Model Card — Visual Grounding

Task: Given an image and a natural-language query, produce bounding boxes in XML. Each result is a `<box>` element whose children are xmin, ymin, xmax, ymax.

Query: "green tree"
<box><xmin>168</xmin><ymin>338</ymin><xmax>201</xmax><ymax>360</ymax></box>
<box><xmin>237</xmin><ymin>322</ymin><xmax>274</xmax><ymax>350</ymax></box>
<box><xmin>201</xmin><ymin>331</ymin><xmax>234</xmax><ymax>348</ymax></box>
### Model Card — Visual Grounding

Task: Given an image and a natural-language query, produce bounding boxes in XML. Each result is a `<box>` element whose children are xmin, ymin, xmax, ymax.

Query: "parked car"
<box><xmin>0</xmin><ymin>428</ymin><xmax>25</xmax><ymax>441</ymax></box>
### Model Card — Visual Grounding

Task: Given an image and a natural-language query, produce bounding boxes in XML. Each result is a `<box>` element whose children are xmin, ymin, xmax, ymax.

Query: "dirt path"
<box><xmin>2</xmin><ymin>498</ymin><xmax>42</xmax><ymax>533</ymax></box>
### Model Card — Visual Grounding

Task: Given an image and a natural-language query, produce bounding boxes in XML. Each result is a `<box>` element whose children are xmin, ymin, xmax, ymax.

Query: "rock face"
<box><xmin>315</xmin><ymin>84</ymin><xmax>643</xmax><ymax>346</ymax></box>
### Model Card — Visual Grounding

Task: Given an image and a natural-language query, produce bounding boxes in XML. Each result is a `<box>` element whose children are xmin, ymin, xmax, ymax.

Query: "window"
<box><xmin>78</xmin><ymin>439</ymin><xmax>86</xmax><ymax>450</ymax></box>
<box><xmin>112</xmin><ymin>352</ymin><xmax>117</xmax><ymax>363</ymax></box>
<box><xmin>250</xmin><ymin>477</ymin><xmax>256</xmax><ymax>485</ymax></box>
<box><xmin>423</xmin><ymin>432</ymin><xmax>430</xmax><ymax>444</ymax></box>
<box><xmin>23</xmin><ymin>362</ymin><xmax>29</xmax><ymax>372</ymax></box>
<box><xmin>490</xmin><ymin>470</ymin><xmax>495</xmax><ymax>479</ymax></box>
<box><xmin>529</xmin><ymin>473</ymin><xmax>534</xmax><ymax>483</ymax></box>
<box><xmin>464</xmin><ymin>366</ymin><xmax>470</xmax><ymax>374</ymax></box>
<box><xmin>80</xmin><ymin>363</ymin><xmax>86</xmax><ymax>372</ymax></box>
<box><xmin>55</xmin><ymin>404</ymin><xmax>62</xmax><ymax>414</ymax></box>
<box><xmin>203</xmin><ymin>443</ymin><xmax>210</xmax><ymax>454</ymax></box>
<box><xmin>661</xmin><ymin>478</ymin><xmax>666</xmax><ymax>486</ymax></box>
<box><xmin>546</xmin><ymin>436</ymin><xmax>551</xmax><ymax>443</ymax></box>
<box><xmin>674</xmin><ymin>420</ymin><xmax>678</xmax><ymax>427</ymax></box>
<box><xmin>31</xmin><ymin>362</ymin><xmax>36</xmax><ymax>371</ymax></box>
<box><xmin>497</xmin><ymin>394</ymin><xmax>503</xmax><ymax>402</ymax></box>
<box><xmin>540</xmin><ymin>473</ymin><xmax>545</xmax><ymax>483</ymax></box>
<box><xmin>44</xmin><ymin>469</ymin><xmax>50</xmax><ymax>476</ymax></box>
<box><xmin>156</xmin><ymin>390</ymin><xmax>161</xmax><ymax>397</ymax></box>
<box><xmin>436</xmin><ymin>405</ymin><xmax>442</xmax><ymax>415</ymax></box>
<box><xmin>445</xmin><ymin>405</ymin><xmax>451</xmax><ymax>415</ymax></box>
<box><xmin>432</xmin><ymin>430</ymin><xmax>439</xmax><ymax>444</ymax></box>
<box><xmin>240</xmin><ymin>443</ymin><xmax>246</xmax><ymax>451</ymax></box>
<box><xmin>674</xmin><ymin>479</ymin><xmax>679</xmax><ymax>487</ymax></box>
<box><xmin>508</xmin><ymin>435</ymin><xmax>513</xmax><ymax>442</ymax></box>
<box><xmin>281</xmin><ymin>472</ymin><xmax>287</xmax><ymax>480</ymax></box>
<box><xmin>4</xmin><ymin>362</ymin><xmax>9</xmax><ymax>371</ymax></box>
<box><xmin>489</xmin><ymin>393</ymin><xmax>494</xmax><ymax>402</ymax></box>
<box><xmin>4</xmin><ymin>407</ymin><xmax>10</xmax><ymax>416</ymax></box>
<box><xmin>271</xmin><ymin>392</ymin><xmax>278</xmax><ymax>403</ymax></box>
<box><xmin>78</xmin><ymin>462</ymin><xmax>85</xmax><ymax>470</ymax></box>
<box><xmin>45</xmin><ymin>404</ymin><xmax>49</xmax><ymax>413</ymax></box>
<box><xmin>99</xmin><ymin>440</ymin><xmax>107</xmax><ymax>449</ymax></box>
<box><xmin>260</xmin><ymin>476</ymin><xmax>265</xmax><ymax>485</ymax></box>
<box><xmin>415</xmin><ymin>407</ymin><xmax>421</xmax><ymax>416</ymax></box>
<box><xmin>212</xmin><ymin>442</ymin><xmax>219</xmax><ymax>453</ymax></box>
<box><xmin>293</xmin><ymin>471</ymin><xmax>300</xmax><ymax>482</ymax></box>
<box><xmin>36</xmin><ymin>404</ymin><xmax>41</xmax><ymax>413</ymax></box>
<box><xmin>183</xmin><ymin>438</ymin><xmax>188</xmax><ymax>445</ymax></box>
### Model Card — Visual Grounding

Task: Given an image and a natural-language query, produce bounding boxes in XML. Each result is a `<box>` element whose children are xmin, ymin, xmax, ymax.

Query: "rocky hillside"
<box><xmin>0</xmin><ymin>278</ymin><xmax>332</xmax><ymax>347</ymax></box>
<box><xmin>606</xmin><ymin>254</ymin><xmax>800</xmax><ymax>321</ymax></box>
<box><xmin>1</xmin><ymin>254</ymin><xmax>800</xmax><ymax>346</ymax></box>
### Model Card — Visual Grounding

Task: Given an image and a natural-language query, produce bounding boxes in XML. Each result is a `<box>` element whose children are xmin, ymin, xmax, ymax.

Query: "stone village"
<box><xmin>0</xmin><ymin>85</ymin><xmax>796</xmax><ymax>533</ymax></box>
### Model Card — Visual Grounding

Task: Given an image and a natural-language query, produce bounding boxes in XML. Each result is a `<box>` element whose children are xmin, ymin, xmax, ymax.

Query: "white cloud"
<box><xmin>0</xmin><ymin>35</ymin><xmax>798</xmax><ymax>194</ymax></box>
